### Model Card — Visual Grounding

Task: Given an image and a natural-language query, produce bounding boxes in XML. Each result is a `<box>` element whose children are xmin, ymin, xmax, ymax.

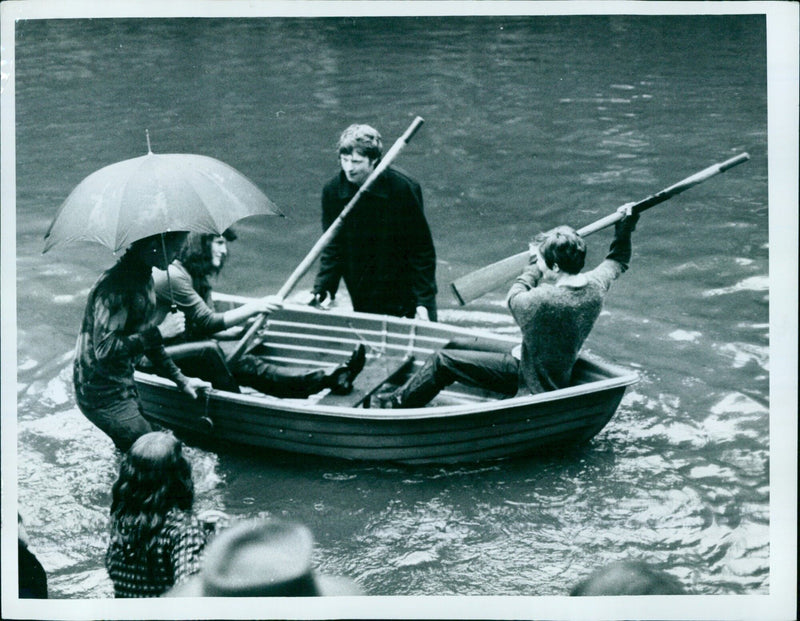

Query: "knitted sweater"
<box><xmin>506</xmin><ymin>221</ymin><xmax>634</xmax><ymax>394</ymax></box>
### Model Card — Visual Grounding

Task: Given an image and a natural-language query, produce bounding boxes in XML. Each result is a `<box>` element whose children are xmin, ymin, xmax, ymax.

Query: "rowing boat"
<box><xmin>135</xmin><ymin>293</ymin><xmax>638</xmax><ymax>464</ymax></box>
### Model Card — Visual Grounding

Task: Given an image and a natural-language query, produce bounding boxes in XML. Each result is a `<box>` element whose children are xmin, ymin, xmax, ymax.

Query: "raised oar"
<box><xmin>226</xmin><ymin>116</ymin><xmax>426</xmax><ymax>365</ymax></box>
<box><xmin>449</xmin><ymin>152</ymin><xmax>750</xmax><ymax>306</ymax></box>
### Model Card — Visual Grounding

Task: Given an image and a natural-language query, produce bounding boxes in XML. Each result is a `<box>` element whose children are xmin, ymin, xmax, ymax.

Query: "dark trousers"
<box><xmin>76</xmin><ymin>396</ymin><xmax>153</xmax><ymax>452</ymax></box>
<box><xmin>398</xmin><ymin>348</ymin><xmax>520</xmax><ymax>407</ymax></box>
<box><xmin>231</xmin><ymin>354</ymin><xmax>331</xmax><ymax>398</ymax></box>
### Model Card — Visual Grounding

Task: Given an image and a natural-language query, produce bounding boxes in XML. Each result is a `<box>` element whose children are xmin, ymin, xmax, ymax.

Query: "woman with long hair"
<box><xmin>152</xmin><ymin>229</ymin><xmax>365</xmax><ymax>398</ymax></box>
<box><xmin>106</xmin><ymin>431</ymin><xmax>214</xmax><ymax>597</ymax></box>
<box><xmin>74</xmin><ymin>232</ymin><xmax>210</xmax><ymax>451</ymax></box>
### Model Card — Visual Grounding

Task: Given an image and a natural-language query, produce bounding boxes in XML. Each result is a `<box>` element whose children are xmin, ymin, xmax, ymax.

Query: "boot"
<box><xmin>326</xmin><ymin>344</ymin><xmax>367</xmax><ymax>395</ymax></box>
<box><xmin>373</xmin><ymin>356</ymin><xmax>442</xmax><ymax>408</ymax></box>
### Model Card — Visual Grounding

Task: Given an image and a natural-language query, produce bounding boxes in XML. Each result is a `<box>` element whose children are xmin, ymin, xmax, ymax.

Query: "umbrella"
<box><xmin>43</xmin><ymin>140</ymin><xmax>283</xmax><ymax>254</ymax></box>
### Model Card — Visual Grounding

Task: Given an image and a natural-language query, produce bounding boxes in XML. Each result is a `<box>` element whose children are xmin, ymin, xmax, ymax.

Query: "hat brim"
<box><xmin>164</xmin><ymin>575</ymin><xmax>204</xmax><ymax>598</ymax></box>
<box><xmin>165</xmin><ymin>573</ymin><xmax>363</xmax><ymax>598</ymax></box>
<box><xmin>314</xmin><ymin>574</ymin><xmax>364</xmax><ymax>596</ymax></box>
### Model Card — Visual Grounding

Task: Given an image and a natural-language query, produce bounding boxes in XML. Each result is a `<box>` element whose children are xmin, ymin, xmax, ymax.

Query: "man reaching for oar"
<box><xmin>374</xmin><ymin>204</ymin><xmax>639</xmax><ymax>408</ymax></box>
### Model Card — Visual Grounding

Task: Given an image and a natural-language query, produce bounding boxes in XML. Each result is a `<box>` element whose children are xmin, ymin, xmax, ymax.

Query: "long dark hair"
<box><xmin>177</xmin><ymin>229</ymin><xmax>237</xmax><ymax>303</ymax></box>
<box><xmin>109</xmin><ymin>431</ymin><xmax>194</xmax><ymax>552</ymax></box>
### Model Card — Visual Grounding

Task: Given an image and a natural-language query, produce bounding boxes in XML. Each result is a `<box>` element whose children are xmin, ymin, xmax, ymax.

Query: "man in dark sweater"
<box><xmin>311</xmin><ymin>124</ymin><xmax>438</xmax><ymax>320</ymax></box>
<box><xmin>376</xmin><ymin>206</ymin><xmax>639</xmax><ymax>408</ymax></box>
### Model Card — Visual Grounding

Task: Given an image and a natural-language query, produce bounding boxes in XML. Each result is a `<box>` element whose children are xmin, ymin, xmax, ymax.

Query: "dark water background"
<box><xmin>12</xmin><ymin>15</ymin><xmax>770</xmax><ymax>600</ymax></box>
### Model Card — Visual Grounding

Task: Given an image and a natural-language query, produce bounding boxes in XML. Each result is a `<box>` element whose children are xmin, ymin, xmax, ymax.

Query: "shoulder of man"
<box><xmin>322</xmin><ymin>171</ymin><xmax>345</xmax><ymax>193</ymax></box>
<box><xmin>385</xmin><ymin>165</ymin><xmax>420</xmax><ymax>189</ymax></box>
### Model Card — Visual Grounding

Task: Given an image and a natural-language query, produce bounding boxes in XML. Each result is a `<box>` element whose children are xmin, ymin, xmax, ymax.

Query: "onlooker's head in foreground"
<box><xmin>569</xmin><ymin>560</ymin><xmax>686</xmax><ymax>596</ymax></box>
<box><xmin>167</xmin><ymin>518</ymin><xmax>363</xmax><ymax>597</ymax></box>
<box><xmin>110</xmin><ymin>431</ymin><xmax>194</xmax><ymax>545</ymax></box>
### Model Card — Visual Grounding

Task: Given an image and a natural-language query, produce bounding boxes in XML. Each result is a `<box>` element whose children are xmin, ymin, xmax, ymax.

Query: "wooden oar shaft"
<box><xmin>227</xmin><ymin>116</ymin><xmax>425</xmax><ymax>364</ymax></box>
<box><xmin>449</xmin><ymin>152</ymin><xmax>750</xmax><ymax>306</ymax></box>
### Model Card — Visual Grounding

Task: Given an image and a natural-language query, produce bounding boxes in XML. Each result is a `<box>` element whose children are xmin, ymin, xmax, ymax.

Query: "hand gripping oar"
<box><xmin>226</xmin><ymin>116</ymin><xmax>426</xmax><ymax>365</ymax></box>
<box><xmin>449</xmin><ymin>152</ymin><xmax>750</xmax><ymax>306</ymax></box>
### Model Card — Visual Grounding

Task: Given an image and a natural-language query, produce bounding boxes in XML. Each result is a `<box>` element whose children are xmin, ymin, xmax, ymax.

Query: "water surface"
<box><xmin>13</xmin><ymin>14</ymin><xmax>769</xmax><ymax>600</ymax></box>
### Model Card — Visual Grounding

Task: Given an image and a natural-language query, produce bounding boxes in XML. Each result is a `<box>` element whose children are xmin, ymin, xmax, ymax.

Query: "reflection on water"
<box><xmin>13</xmin><ymin>14</ymin><xmax>769</xmax><ymax>598</ymax></box>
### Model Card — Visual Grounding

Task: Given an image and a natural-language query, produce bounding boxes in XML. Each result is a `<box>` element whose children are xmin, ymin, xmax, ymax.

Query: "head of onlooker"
<box><xmin>337</xmin><ymin>124</ymin><xmax>382</xmax><ymax>186</ymax></box>
<box><xmin>110</xmin><ymin>431</ymin><xmax>194</xmax><ymax>550</ymax></box>
<box><xmin>167</xmin><ymin>518</ymin><xmax>363</xmax><ymax>597</ymax></box>
<box><xmin>177</xmin><ymin>228</ymin><xmax>238</xmax><ymax>301</ymax></box>
<box><xmin>569</xmin><ymin>560</ymin><xmax>687</xmax><ymax>596</ymax></box>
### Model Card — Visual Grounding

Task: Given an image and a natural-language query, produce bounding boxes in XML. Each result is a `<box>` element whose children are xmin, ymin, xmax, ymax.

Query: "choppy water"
<box><xmin>10</xmin><ymin>11</ymin><xmax>773</xmax><ymax>606</ymax></box>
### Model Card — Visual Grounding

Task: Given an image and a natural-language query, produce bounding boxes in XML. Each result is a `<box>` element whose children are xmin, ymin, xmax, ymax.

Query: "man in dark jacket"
<box><xmin>311</xmin><ymin>124</ymin><xmax>437</xmax><ymax>320</ymax></box>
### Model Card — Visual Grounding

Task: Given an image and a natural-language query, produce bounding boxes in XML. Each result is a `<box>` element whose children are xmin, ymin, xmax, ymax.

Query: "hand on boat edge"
<box><xmin>182</xmin><ymin>376</ymin><xmax>213</xmax><ymax>399</ymax></box>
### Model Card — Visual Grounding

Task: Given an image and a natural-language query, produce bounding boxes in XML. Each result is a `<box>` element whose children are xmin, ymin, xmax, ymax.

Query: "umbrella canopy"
<box><xmin>43</xmin><ymin>151</ymin><xmax>283</xmax><ymax>253</ymax></box>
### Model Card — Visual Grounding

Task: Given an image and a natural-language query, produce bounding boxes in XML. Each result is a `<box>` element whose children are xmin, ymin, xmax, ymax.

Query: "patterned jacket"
<box><xmin>74</xmin><ymin>255</ymin><xmax>189</xmax><ymax>409</ymax></box>
<box><xmin>105</xmin><ymin>508</ymin><xmax>207</xmax><ymax>598</ymax></box>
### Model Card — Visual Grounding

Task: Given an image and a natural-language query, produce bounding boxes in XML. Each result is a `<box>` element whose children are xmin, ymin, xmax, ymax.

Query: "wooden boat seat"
<box><xmin>161</xmin><ymin>341</ymin><xmax>241</xmax><ymax>393</ymax></box>
<box><xmin>318</xmin><ymin>355</ymin><xmax>415</xmax><ymax>408</ymax></box>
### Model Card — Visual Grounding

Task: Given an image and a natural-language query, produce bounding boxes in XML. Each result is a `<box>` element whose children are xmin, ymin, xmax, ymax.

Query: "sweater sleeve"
<box><xmin>169</xmin><ymin>514</ymin><xmax>207</xmax><ymax>585</ymax></box>
<box><xmin>604</xmin><ymin>212</ymin><xmax>639</xmax><ymax>272</ymax></box>
<box><xmin>145</xmin><ymin>344</ymin><xmax>190</xmax><ymax>389</ymax></box>
<box><xmin>92</xmin><ymin>292</ymin><xmax>164</xmax><ymax>364</ymax></box>
<box><xmin>165</xmin><ymin>265</ymin><xmax>226</xmax><ymax>336</ymax></box>
<box><xmin>506</xmin><ymin>254</ymin><xmax>544</xmax><ymax>308</ymax></box>
<box><xmin>586</xmin><ymin>214</ymin><xmax>639</xmax><ymax>291</ymax></box>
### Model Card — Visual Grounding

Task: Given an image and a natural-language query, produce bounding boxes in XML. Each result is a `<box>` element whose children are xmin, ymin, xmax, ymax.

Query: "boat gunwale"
<box><xmin>135</xmin><ymin>299</ymin><xmax>638</xmax><ymax>420</ymax></box>
<box><xmin>134</xmin><ymin>366</ymin><xmax>638</xmax><ymax>421</ymax></box>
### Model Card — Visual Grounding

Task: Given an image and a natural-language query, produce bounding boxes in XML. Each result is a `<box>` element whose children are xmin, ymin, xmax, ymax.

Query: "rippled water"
<box><xmin>9</xmin><ymin>9</ymin><xmax>777</xmax><ymax>610</ymax></box>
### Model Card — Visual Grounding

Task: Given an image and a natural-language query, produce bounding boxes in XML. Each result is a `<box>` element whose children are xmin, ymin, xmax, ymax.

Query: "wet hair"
<box><xmin>177</xmin><ymin>228</ymin><xmax>237</xmax><ymax>302</ymax></box>
<box><xmin>537</xmin><ymin>226</ymin><xmax>586</xmax><ymax>275</ymax></box>
<box><xmin>569</xmin><ymin>561</ymin><xmax>686</xmax><ymax>596</ymax></box>
<box><xmin>337</xmin><ymin>124</ymin><xmax>383</xmax><ymax>161</ymax></box>
<box><xmin>109</xmin><ymin>431</ymin><xmax>194</xmax><ymax>553</ymax></box>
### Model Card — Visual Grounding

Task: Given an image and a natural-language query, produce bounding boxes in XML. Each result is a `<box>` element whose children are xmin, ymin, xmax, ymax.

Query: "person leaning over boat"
<box><xmin>106</xmin><ymin>431</ymin><xmax>228</xmax><ymax>597</ymax></box>
<box><xmin>310</xmin><ymin>123</ymin><xmax>438</xmax><ymax>320</ymax></box>
<box><xmin>73</xmin><ymin>232</ymin><xmax>211</xmax><ymax>452</ymax></box>
<box><xmin>375</xmin><ymin>205</ymin><xmax>640</xmax><ymax>408</ymax></box>
<box><xmin>152</xmin><ymin>229</ymin><xmax>365</xmax><ymax>398</ymax></box>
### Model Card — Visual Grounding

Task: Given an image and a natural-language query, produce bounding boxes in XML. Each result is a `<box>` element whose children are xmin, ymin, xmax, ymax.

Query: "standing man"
<box><xmin>311</xmin><ymin>124</ymin><xmax>438</xmax><ymax>320</ymax></box>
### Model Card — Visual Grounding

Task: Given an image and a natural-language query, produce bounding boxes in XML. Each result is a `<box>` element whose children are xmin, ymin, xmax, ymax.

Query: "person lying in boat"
<box><xmin>152</xmin><ymin>229</ymin><xmax>365</xmax><ymax>398</ymax></box>
<box><xmin>374</xmin><ymin>205</ymin><xmax>639</xmax><ymax>408</ymax></box>
<box><xmin>74</xmin><ymin>232</ymin><xmax>211</xmax><ymax>452</ymax></box>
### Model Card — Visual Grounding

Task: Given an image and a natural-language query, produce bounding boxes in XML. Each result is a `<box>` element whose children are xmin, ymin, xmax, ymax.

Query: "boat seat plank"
<box><xmin>317</xmin><ymin>355</ymin><xmax>415</xmax><ymax>408</ymax></box>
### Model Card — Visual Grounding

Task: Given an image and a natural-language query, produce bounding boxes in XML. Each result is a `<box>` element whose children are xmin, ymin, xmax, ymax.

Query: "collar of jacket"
<box><xmin>336</xmin><ymin>169</ymin><xmax>390</xmax><ymax>200</ymax></box>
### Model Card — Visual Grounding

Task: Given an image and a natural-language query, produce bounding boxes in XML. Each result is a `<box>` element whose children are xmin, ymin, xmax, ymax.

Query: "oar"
<box><xmin>226</xmin><ymin>116</ymin><xmax>426</xmax><ymax>365</ymax></box>
<box><xmin>449</xmin><ymin>152</ymin><xmax>750</xmax><ymax>306</ymax></box>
